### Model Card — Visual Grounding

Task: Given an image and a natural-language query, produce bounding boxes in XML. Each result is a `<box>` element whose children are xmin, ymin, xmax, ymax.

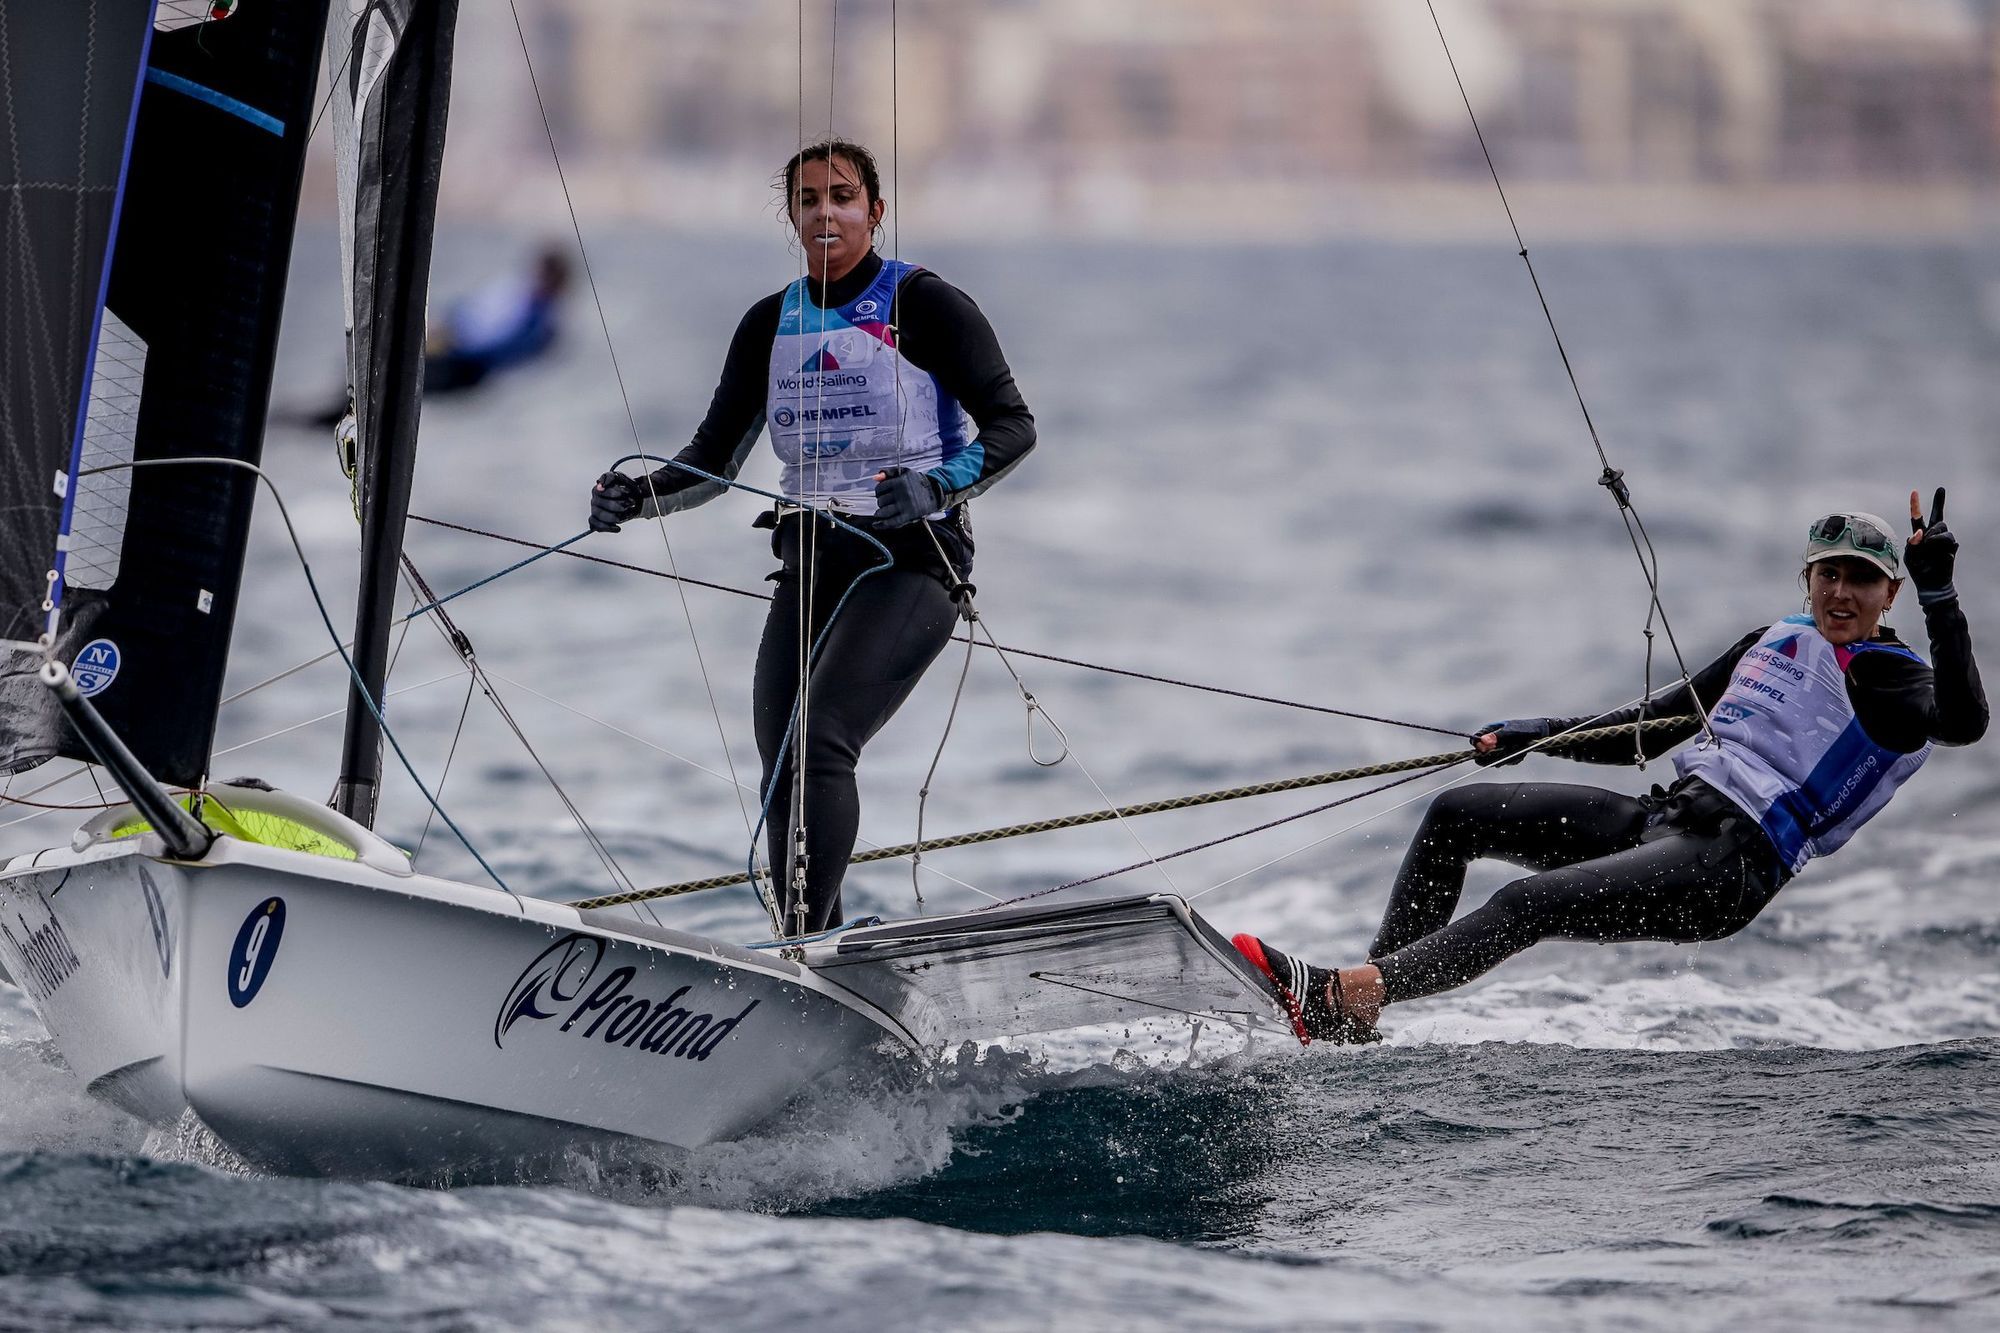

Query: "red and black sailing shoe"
<box><xmin>1230</xmin><ymin>933</ymin><xmax>1381</xmax><ymax>1047</ymax></box>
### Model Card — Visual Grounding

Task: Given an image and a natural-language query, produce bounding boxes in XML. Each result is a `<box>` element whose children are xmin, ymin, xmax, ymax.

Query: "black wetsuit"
<box><xmin>1370</xmin><ymin>600</ymin><xmax>1987</xmax><ymax>1005</ymax></box>
<box><xmin>646</xmin><ymin>252</ymin><xmax>1034</xmax><ymax>934</ymax></box>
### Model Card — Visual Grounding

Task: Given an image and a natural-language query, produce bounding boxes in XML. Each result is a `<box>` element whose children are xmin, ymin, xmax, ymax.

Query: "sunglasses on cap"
<box><xmin>1807</xmin><ymin>513</ymin><xmax>1895</xmax><ymax>557</ymax></box>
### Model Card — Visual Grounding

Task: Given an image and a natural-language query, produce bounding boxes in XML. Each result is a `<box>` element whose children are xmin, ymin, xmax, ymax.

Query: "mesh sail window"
<box><xmin>67</xmin><ymin>312</ymin><xmax>147</xmax><ymax>592</ymax></box>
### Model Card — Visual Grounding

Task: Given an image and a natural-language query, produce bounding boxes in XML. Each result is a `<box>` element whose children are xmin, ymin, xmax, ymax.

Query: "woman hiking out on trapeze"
<box><xmin>1235</xmin><ymin>490</ymin><xmax>1986</xmax><ymax>1045</ymax></box>
<box><xmin>586</xmin><ymin>138</ymin><xmax>1035</xmax><ymax>937</ymax></box>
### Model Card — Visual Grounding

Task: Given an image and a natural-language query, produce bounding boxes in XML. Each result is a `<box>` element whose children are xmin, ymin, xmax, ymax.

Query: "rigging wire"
<box><xmin>782</xmin><ymin>0</ymin><xmax>847</xmax><ymax>935</ymax></box>
<box><xmin>479</xmin><ymin>665</ymin><xmax>1000</xmax><ymax>904</ymax></box>
<box><xmin>395</xmin><ymin>557</ymin><xmax>664</xmax><ymax>924</ymax></box>
<box><xmin>0</xmin><ymin>767</ymin><xmax>103</xmax><ymax>829</ymax></box>
<box><xmin>71</xmin><ymin>457</ymin><xmax>516</xmax><ymax>898</ymax></box>
<box><xmin>1423</xmin><ymin>0</ymin><xmax>1712</xmax><ymax>753</ymax></box>
<box><xmin>212</xmin><ymin>670</ymin><xmax>463</xmax><ymax>760</ymax></box>
<box><xmin>505</xmin><ymin>0</ymin><xmax>774</xmax><ymax>930</ymax></box>
<box><xmin>908</xmin><ymin>629</ymin><xmax>975</xmax><ymax>912</ymax></box>
<box><xmin>603</xmin><ymin>452</ymin><xmax>899</xmax><ymax>928</ymax></box>
<box><xmin>409</xmin><ymin>669</ymin><xmax>474</xmax><ymax>864</ymax></box>
<box><xmin>565</xmin><ymin>717</ymin><xmax>1715</xmax><ymax>913</ymax></box>
<box><xmin>401</xmin><ymin>513</ymin><xmax>1467</xmax><ymax>735</ymax></box>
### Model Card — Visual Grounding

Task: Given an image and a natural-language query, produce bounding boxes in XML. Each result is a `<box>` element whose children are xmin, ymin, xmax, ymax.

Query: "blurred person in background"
<box><xmin>588</xmin><ymin>138</ymin><xmax>1035</xmax><ymax>937</ymax></box>
<box><xmin>420</xmin><ymin>241</ymin><xmax>573</xmax><ymax>394</ymax></box>
<box><xmin>306</xmin><ymin>242</ymin><xmax>573</xmax><ymax>427</ymax></box>
<box><xmin>1234</xmin><ymin>492</ymin><xmax>1984</xmax><ymax>1045</ymax></box>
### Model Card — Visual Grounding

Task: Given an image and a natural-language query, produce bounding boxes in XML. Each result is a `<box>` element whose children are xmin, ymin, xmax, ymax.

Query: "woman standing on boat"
<box><xmin>1235</xmin><ymin>494</ymin><xmax>1985</xmax><ymax>1043</ymax></box>
<box><xmin>588</xmin><ymin>139</ymin><xmax>1035</xmax><ymax>936</ymax></box>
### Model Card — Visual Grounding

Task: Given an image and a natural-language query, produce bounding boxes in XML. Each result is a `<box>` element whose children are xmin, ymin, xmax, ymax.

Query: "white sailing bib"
<box><xmin>1675</xmin><ymin>615</ymin><xmax>1929</xmax><ymax>874</ymax></box>
<box><xmin>766</xmin><ymin>259</ymin><xmax>967</xmax><ymax>514</ymax></box>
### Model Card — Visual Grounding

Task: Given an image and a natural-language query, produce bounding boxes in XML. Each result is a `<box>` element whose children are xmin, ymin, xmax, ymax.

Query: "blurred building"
<box><xmin>436</xmin><ymin>0</ymin><xmax>2000</xmax><ymax>233</ymax></box>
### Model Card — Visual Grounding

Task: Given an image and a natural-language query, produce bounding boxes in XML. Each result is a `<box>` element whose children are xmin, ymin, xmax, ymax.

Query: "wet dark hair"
<box><xmin>779</xmin><ymin>137</ymin><xmax>883</xmax><ymax>211</ymax></box>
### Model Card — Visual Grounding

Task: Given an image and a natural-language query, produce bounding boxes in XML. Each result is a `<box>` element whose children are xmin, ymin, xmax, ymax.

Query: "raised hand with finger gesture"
<box><xmin>1904</xmin><ymin>487</ymin><xmax>1957</xmax><ymax>606</ymax></box>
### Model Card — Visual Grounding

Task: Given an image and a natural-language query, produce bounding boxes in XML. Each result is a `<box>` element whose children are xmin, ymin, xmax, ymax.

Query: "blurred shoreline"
<box><xmin>404</xmin><ymin>165</ymin><xmax>2000</xmax><ymax>244</ymax></box>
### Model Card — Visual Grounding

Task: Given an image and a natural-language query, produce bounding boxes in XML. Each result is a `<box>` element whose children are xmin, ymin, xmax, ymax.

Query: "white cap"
<box><xmin>1803</xmin><ymin>510</ymin><xmax>1900</xmax><ymax>579</ymax></box>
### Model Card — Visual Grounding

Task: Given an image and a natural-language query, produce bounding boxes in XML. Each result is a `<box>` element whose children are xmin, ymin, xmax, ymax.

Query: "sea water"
<box><xmin>4</xmin><ymin>234</ymin><xmax>1999</xmax><ymax>1330</ymax></box>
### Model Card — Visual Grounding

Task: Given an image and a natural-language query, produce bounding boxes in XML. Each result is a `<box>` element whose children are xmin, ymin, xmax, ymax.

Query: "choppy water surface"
<box><xmin>5</xmin><ymin>233</ymin><xmax>2000</xmax><ymax>1329</ymax></box>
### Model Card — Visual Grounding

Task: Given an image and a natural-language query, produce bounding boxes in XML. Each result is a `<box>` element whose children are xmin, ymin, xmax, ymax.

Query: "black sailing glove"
<box><xmin>589</xmin><ymin>471</ymin><xmax>643</xmax><ymax>533</ymax></box>
<box><xmin>1473</xmin><ymin>718</ymin><xmax>1553</xmax><ymax>767</ymax></box>
<box><xmin>873</xmin><ymin>466</ymin><xmax>946</xmax><ymax>529</ymax></box>
<box><xmin>1905</xmin><ymin>491</ymin><xmax>1958</xmax><ymax>607</ymax></box>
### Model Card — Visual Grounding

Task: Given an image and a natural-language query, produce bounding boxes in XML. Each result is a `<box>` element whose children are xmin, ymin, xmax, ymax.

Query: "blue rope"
<box><xmin>403</xmin><ymin>531</ymin><xmax>589</xmax><ymax>621</ymax></box>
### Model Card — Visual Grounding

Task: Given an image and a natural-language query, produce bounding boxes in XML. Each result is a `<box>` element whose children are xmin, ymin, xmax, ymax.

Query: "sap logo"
<box><xmin>853</xmin><ymin>298</ymin><xmax>879</xmax><ymax>317</ymax></box>
<box><xmin>1713</xmin><ymin>701</ymin><xmax>1754</xmax><ymax>726</ymax></box>
<box><xmin>800</xmin><ymin>436</ymin><xmax>851</xmax><ymax>459</ymax></box>
<box><xmin>0</xmin><ymin>901</ymin><xmax>81</xmax><ymax>1001</ymax></box>
<box><xmin>493</xmin><ymin>931</ymin><xmax>758</xmax><ymax>1062</ymax></box>
<box><xmin>773</xmin><ymin>406</ymin><xmax>798</xmax><ymax>428</ymax></box>
<box><xmin>227</xmin><ymin>897</ymin><xmax>285</xmax><ymax>1008</ymax></box>
<box><xmin>72</xmin><ymin>639</ymin><xmax>121</xmax><ymax>697</ymax></box>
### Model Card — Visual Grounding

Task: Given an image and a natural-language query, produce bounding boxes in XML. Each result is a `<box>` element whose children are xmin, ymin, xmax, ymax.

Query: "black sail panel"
<box><xmin>328</xmin><ymin>0</ymin><xmax>461</xmax><ymax>827</ymax></box>
<box><xmin>0</xmin><ymin>0</ymin><xmax>154</xmax><ymax>773</ymax></box>
<box><xmin>0</xmin><ymin>1</ymin><xmax>331</xmax><ymax>786</ymax></box>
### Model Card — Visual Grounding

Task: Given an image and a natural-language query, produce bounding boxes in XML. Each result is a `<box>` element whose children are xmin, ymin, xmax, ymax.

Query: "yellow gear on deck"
<box><xmin>109</xmin><ymin>793</ymin><xmax>358</xmax><ymax>861</ymax></box>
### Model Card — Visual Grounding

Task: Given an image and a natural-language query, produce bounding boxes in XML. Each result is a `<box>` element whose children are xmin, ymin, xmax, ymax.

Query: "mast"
<box><xmin>328</xmin><ymin>0</ymin><xmax>462</xmax><ymax>827</ymax></box>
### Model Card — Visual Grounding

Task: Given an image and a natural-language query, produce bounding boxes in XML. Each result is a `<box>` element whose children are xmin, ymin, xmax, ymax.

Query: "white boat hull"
<box><xmin>1</xmin><ymin>835</ymin><xmax>914</xmax><ymax>1178</ymax></box>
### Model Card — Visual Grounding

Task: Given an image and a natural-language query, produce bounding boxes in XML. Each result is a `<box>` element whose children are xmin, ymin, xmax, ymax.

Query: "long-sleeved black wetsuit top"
<box><xmin>1548</xmin><ymin>599</ymin><xmax>1988</xmax><ymax>762</ymax></box>
<box><xmin>638</xmin><ymin>249</ymin><xmax>1035</xmax><ymax>518</ymax></box>
<box><xmin>1362</xmin><ymin>600</ymin><xmax>1987</xmax><ymax>1005</ymax></box>
<box><xmin>635</xmin><ymin>251</ymin><xmax>1033</xmax><ymax>936</ymax></box>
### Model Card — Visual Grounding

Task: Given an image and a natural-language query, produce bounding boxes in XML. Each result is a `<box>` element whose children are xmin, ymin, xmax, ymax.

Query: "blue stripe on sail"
<box><xmin>144</xmin><ymin>68</ymin><xmax>285</xmax><ymax>136</ymax></box>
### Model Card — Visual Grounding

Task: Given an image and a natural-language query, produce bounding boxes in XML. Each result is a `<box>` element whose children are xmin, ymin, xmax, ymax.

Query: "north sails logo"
<box><xmin>494</xmin><ymin>932</ymin><xmax>758</xmax><ymax>1061</ymax></box>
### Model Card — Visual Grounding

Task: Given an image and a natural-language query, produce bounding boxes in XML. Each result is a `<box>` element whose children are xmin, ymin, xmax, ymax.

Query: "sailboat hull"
<box><xmin>1</xmin><ymin>837</ymin><xmax>915</xmax><ymax>1178</ymax></box>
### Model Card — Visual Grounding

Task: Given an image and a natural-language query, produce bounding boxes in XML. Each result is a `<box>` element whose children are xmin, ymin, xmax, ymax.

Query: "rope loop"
<box><xmin>1023</xmin><ymin>695</ymin><xmax>1068</xmax><ymax>768</ymax></box>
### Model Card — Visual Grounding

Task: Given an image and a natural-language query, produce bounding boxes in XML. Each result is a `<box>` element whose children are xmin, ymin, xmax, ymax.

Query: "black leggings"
<box><xmin>1369</xmin><ymin>782</ymin><xmax>1786</xmax><ymax>1005</ymax></box>
<box><xmin>752</xmin><ymin>517</ymin><xmax>958</xmax><ymax>935</ymax></box>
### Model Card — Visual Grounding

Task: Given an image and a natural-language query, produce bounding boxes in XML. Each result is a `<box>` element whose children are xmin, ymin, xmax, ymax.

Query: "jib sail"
<box><xmin>1</xmin><ymin>0</ymin><xmax>331</xmax><ymax>786</ymax></box>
